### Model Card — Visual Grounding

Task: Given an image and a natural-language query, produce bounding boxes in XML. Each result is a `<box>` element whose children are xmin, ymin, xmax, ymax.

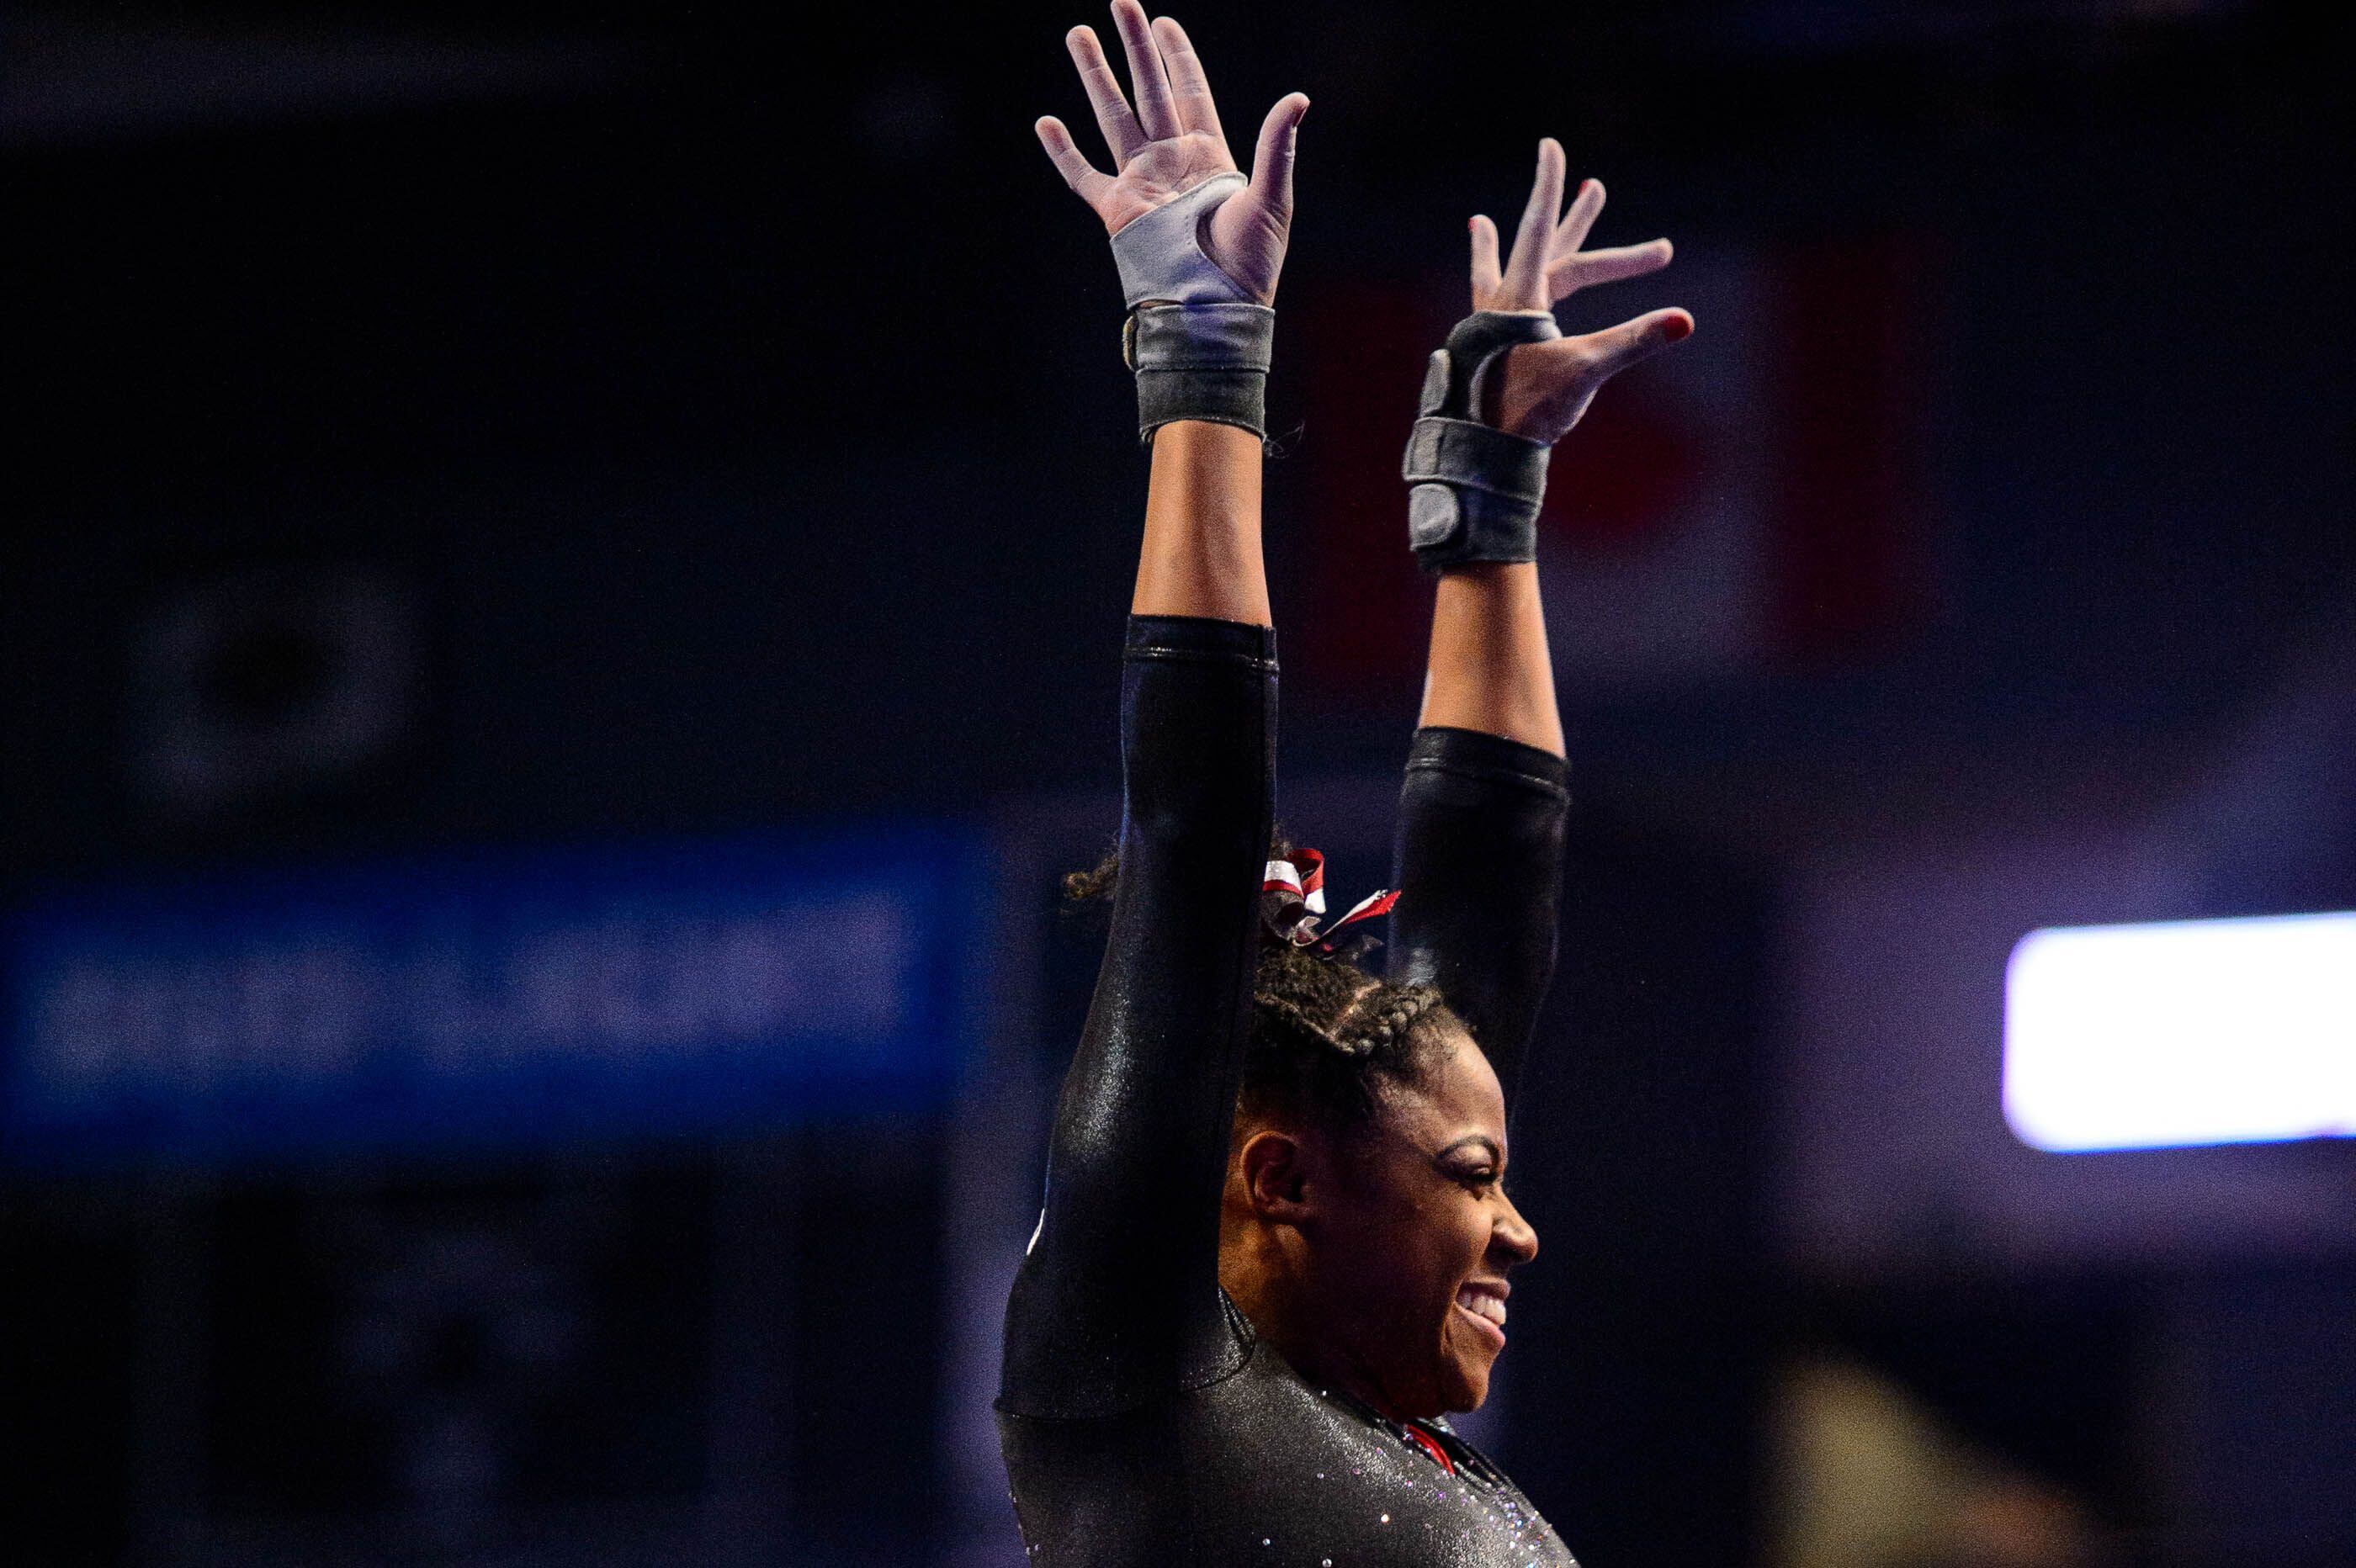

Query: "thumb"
<box><xmin>1246</xmin><ymin>93</ymin><xmax>1308</xmax><ymax>222</ymax></box>
<box><xmin>1583</xmin><ymin>307</ymin><xmax>1694</xmax><ymax>379</ymax></box>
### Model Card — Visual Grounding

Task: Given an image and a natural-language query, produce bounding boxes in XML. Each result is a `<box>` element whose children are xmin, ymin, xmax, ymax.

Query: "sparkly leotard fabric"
<box><xmin>998</xmin><ymin>614</ymin><xmax>1573</xmax><ymax>1566</ymax></box>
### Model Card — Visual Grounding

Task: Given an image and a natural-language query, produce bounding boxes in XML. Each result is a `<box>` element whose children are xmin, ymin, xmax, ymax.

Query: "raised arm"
<box><xmin>1389</xmin><ymin>140</ymin><xmax>1692</xmax><ymax>1115</ymax></box>
<box><xmin>1000</xmin><ymin>4</ymin><xmax>1303</xmax><ymax>1419</ymax></box>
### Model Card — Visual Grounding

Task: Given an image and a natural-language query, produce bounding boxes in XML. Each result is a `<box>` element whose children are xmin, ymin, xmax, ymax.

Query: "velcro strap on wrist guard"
<box><xmin>1108</xmin><ymin>172</ymin><xmax>1255</xmax><ymax>307</ymax></box>
<box><xmin>1123</xmin><ymin>302</ymin><xmax>1275</xmax><ymax>444</ymax></box>
<box><xmin>1401</xmin><ymin>310</ymin><xmax>1561</xmax><ymax>572</ymax></box>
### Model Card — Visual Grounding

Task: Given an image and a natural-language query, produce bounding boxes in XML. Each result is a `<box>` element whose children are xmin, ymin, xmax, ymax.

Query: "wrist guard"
<box><xmin>1122</xmin><ymin>303</ymin><xmax>1274</xmax><ymax>443</ymax></box>
<box><xmin>1401</xmin><ymin>310</ymin><xmax>1559</xmax><ymax>571</ymax></box>
<box><xmin>1107</xmin><ymin>171</ymin><xmax>1272</xmax><ymax>445</ymax></box>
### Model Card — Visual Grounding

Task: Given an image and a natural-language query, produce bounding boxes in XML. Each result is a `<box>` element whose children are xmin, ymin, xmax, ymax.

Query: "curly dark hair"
<box><xmin>1064</xmin><ymin>837</ymin><xmax>1461</xmax><ymax>1138</ymax></box>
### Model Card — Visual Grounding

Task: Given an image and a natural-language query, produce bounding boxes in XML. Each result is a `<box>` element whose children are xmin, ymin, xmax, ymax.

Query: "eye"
<box><xmin>1451</xmin><ymin>1164</ymin><xmax>1499</xmax><ymax>1191</ymax></box>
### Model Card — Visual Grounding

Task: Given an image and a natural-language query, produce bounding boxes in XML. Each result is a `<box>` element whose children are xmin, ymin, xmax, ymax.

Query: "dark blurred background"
<box><xmin>6</xmin><ymin>2</ymin><xmax>2353</xmax><ymax>1565</ymax></box>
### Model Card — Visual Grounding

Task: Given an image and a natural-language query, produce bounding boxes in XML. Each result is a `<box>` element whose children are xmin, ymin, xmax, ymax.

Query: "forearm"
<box><xmin>1415</xmin><ymin>562</ymin><xmax>1564</xmax><ymax>757</ymax></box>
<box><xmin>1401</xmin><ymin>569</ymin><xmax>1569</xmax><ymax>1108</ymax></box>
<box><xmin>1132</xmin><ymin>420</ymin><xmax>1271</xmax><ymax>626</ymax></box>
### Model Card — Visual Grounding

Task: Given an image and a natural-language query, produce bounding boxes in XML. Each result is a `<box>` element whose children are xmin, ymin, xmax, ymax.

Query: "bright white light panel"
<box><xmin>2004</xmin><ymin>912</ymin><xmax>2356</xmax><ymax>1152</ymax></box>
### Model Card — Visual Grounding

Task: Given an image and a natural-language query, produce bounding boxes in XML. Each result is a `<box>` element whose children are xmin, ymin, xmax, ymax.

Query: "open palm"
<box><xmin>1035</xmin><ymin>3</ymin><xmax>1307</xmax><ymax>305</ymax></box>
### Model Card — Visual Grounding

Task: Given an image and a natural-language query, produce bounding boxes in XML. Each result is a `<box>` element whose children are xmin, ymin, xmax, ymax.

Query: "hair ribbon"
<box><xmin>1261</xmin><ymin>849</ymin><xmax>1399</xmax><ymax>956</ymax></box>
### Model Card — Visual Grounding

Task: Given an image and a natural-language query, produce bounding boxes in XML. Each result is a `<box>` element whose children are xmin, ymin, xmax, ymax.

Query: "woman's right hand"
<box><xmin>1034</xmin><ymin>3</ymin><xmax>1308</xmax><ymax>305</ymax></box>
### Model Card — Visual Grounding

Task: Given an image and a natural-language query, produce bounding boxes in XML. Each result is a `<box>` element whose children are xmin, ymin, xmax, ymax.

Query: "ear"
<box><xmin>1239</xmin><ymin>1126</ymin><xmax>1321</xmax><ymax>1227</ymax></box>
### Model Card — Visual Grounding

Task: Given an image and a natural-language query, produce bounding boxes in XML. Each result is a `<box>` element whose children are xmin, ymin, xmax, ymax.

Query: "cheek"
<box><xmin>1407</xmin><ymin>1198</ymin><xmax>1492</xmax><ymax>1300</ymax></box>
<box><xmin>1438</xmin><ymin>1195</ymin><xmax>1492</xmax><ymax>1268</ymax></box>
<box><xmin>1312</xmin><ymin>1188</ymin><xmax>1411</xmax><ymax>1295</ymax></box>
<box><xmin>1327</xmin><ymin>1193</ymin><xmax>1458</xmax><ymax>1308</ymax></box>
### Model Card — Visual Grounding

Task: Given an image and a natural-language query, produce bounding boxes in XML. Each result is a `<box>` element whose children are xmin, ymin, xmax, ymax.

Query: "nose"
<box><xmin>1493</xmin><ymin>1189</ymin><xmax>1538</xmax><ymax>1266</ymax></box>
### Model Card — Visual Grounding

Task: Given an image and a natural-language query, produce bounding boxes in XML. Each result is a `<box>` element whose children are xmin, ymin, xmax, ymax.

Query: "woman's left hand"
<box><xmin>1470</xmin><ymin>138</ymin><xmax>1693</xmax><ymax>446</ymax></box>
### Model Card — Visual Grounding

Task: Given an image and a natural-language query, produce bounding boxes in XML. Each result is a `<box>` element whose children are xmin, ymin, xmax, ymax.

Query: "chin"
<box><xmin>1435</xmin><ymin>1343</ymin><xmax>1495</xmax><ymax>1413</ymax></box>
<box><xmin>1443</xmin><ymin>1366</ymin><xmax>1491</xmax><ymax>1414</ymax></box>
<box><xmin>1434</xmin><ymin>1322</ymin><xmax>1501</xmax><ymax>1412</ymax></box>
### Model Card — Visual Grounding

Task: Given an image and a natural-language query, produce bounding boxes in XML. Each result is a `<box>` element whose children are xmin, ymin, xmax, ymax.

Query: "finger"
<box><xmin>1579</xmin><ymin>306</ymin><xmax>1695</xmax><ymax>379</ymax></box>
<box><xmin>1552</xmin><ymin>177</ymin><xmax>1605</xmax><ymax>255</ymax></box>
<box><xmin>1246</xmin><ymin>93</ymin><xmax>1308</xmax><ymax>224</ymax></box>
<box><xmin>1152</xmin><ymin>16</ymin><xmax>1226</xmax><ymax>144</ymax></box>
<box><xmin>1469</xmin><ymin>214</ymin><xmax>1502</xmax><ymax>303</ymax></box>
<box><xmin>1066</xmin><ymin>25</ymin><xmax>1144</xmax><ymax>164</ymax></box>
<box><xmin>1547</xmin><ymin>238</ymin><xmax>1674</xmax><ymax>301</ymax></box>
<box><xmin>1110</xmin><ymin>0</ymin><xmax>1181</xmax><ymax>142</ymax></box>
<box><xmin>1500</xmin><ymin>137</ymin><xmax>1567</xmax><ymax>306</ymax></box>
<box><xmin>1036</xmin><ymin>116</ymin><xmax>1116</xmax><ymax>205</ymax></box>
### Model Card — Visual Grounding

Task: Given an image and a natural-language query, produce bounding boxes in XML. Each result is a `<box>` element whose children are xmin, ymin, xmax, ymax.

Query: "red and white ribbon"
<box><xmin>1262</xmin><ymin>849</ymin><xmax>1396</xmax><ymax>953</ymax></box>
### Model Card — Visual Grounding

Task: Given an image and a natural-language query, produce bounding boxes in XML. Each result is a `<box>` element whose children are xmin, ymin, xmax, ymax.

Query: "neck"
<box><xmin>1280</xmin><ymin>1331</ymin><xmax>1406</xmax><ymax>1421</ymax></box>
<box><xmin>1220</xmin><ymin>1224</ymin><xmax>1404</xmax><ymax>1417</ymax></box>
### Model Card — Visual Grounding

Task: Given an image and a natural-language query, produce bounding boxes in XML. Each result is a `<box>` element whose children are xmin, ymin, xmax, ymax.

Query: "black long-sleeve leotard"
<box><xmin>997</xmin><ymin>613</ymin><xmax>1573</xmax><ymax>1566</ymax></box>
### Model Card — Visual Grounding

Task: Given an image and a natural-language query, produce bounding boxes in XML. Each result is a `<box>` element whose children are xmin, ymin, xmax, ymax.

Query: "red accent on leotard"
<box><xmin>1403</xmin><ymin>1422</ymin><xmax>1456</xmax><ymax>1475</ymax></box>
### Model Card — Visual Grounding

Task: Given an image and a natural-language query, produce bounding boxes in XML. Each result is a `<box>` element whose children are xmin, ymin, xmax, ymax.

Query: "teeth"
<box><xmin>1455</xmin><ymin>1287</ymin><xmax>1507</xmax><ymax>1327</ymax></box>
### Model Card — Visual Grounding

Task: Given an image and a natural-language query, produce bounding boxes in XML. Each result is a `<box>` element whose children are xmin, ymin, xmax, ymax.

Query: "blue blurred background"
<box><xmin>6</xmin><ymin>2</ymin><xmax>2352</xmax><ymax>1564</ymax></box>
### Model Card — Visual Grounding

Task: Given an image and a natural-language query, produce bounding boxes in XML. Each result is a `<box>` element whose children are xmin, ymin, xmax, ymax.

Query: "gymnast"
<box><xmin>997</xmin><ymin>6</ymin><xmax>1693</xmax><ymax>1560</ymax></box>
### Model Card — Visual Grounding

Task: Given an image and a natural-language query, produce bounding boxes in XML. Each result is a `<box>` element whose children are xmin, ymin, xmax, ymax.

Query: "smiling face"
<box><xmin>1224</xmin><ymin>1022</ymin><xmax>1540</xmax><ymax>1418</ymax></box>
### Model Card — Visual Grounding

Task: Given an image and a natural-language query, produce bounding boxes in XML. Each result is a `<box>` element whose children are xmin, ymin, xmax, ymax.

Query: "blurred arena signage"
<box><xmin>2005</xmin><ymin>911</ymin><xmax>2356</xmax><ymax>1152</ymax></box>
<box><xmin>3</xmin><ymin>825</ymin><xmax>986</xmax><ymax>1163</ymax></box>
